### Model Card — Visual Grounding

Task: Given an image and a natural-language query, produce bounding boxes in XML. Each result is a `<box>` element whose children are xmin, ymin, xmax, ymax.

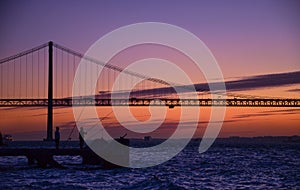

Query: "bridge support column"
<box><xmin>46</xmin><ymin>41</ymin><xmax>53</xmax><ymax>141</ymax></box>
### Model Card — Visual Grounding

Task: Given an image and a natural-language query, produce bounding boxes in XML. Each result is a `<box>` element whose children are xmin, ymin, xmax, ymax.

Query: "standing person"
<box><xmin>55</xmin><ymin>127</ymin><xmax>60</xmax><ymax>149</ymax></box>
<box><xmin>79</xmin><ymin>127</ymin><xmax>86</xmax><ymax>149</ymax></box>
<box><xmin>0</xmin><ymin>132</ymin><xmax>3</xmax><ymax>146</ymax></box>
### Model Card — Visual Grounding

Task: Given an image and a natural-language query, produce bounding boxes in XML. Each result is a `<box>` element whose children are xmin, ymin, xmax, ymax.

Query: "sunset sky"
<box><xmin>0</xmin><ymin>0</ymin><xmax>299</xmax><ymax>140</ymax></box>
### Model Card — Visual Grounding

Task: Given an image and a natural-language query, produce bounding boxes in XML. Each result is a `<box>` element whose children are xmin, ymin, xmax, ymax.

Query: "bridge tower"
<box><xmin>46</xmin><ymin>41</ymin><xmax>53</xmax><ymax>141</ymax></box>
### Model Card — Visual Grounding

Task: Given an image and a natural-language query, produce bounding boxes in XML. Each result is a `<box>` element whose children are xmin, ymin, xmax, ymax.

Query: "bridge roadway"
<box><xmin>0</xmin><ymin>98</ymin><xmax>299</xmax><ymax>107</ymax></box>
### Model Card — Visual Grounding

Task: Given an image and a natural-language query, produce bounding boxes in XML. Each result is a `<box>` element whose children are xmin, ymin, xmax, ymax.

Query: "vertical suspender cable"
<box><xmin>151</xmin><ymin>82</ymin><xmax>154</xmax><ymax>98</ymax></box>
<box><xmin>87</xmin><ymin>61</ymin><xmax>89</xmax><ymax>95</ymax></box>
<box><xmin>104</xmin><ymin>67</ymin><xmax>106</xmax><ymax>93</ymax></box>
<box><xmin>103</xmin><ymin>67</ymin><xmax>106</xmax><ymax>97</ymax></box>
<box><xmin>37</xmin><ymin>50</ymin><xmax>40</xmax><ymax>98</ymax></box>
<box><xmin>79</xmin><ymin>58</ymin><xmax>81</xmax><ymax>97</ymax></box>
<box><xmin>44</xmin><ymin>48</ymin><xmax>46</xmax><ymax>98</ymax></box>
<box><xmin>108</xmin><ymin>68</ymin><xmax>110</xmax><ymax>94</ymax></box>
<box><xmin>118</xmin><ymin>70</ymin><xmax>121</xmax><ymax>98</ymax></box>
<box><xmin>3</xmin><ymin>63</ymin><xmax>5</xmax><ymax>98</ymax></box>
<box><xmin>0</xmin><ymin>64</ymin><xmax>2</xmax><ymax>98</ymax></box>
<box><xmin>142</xmin><ymin>80</ymin><xmax>144</xmax><ymax>98</ymax></box>
<box><xmin>55</xmin><ymin>47</ymin><xmax>58</xmax><ymax>98</ymax></box>
<box><xmin>93</xmin><ymin>62</ymin><xmax>95</xmax><ymax>96</ymax></box>
<box><xmin>153</xmin><ymin>82</ymin><xmax>155</xmax><ymax>99</ymax></box>
<box><xmin>61</xmin><ymin>49</ymin><xmax>63</xmax><ymax>98</ymax></box>
<box><xmin>97</xmin><ymin>64</ymin><xmax>100</xmax><ymax>95</ymax></box>
<box><xmin>138</xmin><ymin>77</ymin><xmax>140</xmax><ymax>98</ymax></box>
<box><xmin>95</xmin><ymin>63</ymin><xmax>98</xmax><ymax>95</ymax></box>
<box><xmin>13</xmin><ymin>59</ymin><xmax>15</xmax><ymax>98</ymax></box>
<box><xmin>117</xmin><ymin>69</ymin><xmax>120</xmax><ymax>98</ymax></box>
<box><xmin>92</xmin><ymin>64</ymin><xmax>95</xmax><ymax>96</ymax></box>
<box><xmin>84</xmin><ymin>61</ymin><xmax>87</xmax><ymax>96</ymax></box>
<box><xmin>130</xmin><ymin>72</ymin><xmax>132</xmax><ymax>98</ymax></box>
<box><xmin>113</xmin><ymin>69</ymin><xmax>116</xmax><ymax>98</ymax></box>
<box><xmin>6</xmin><ymin>62</ymin><xmax>9</xmax><ymax>98</ymax></box>
<box><xmin>88</xmin><ymin>61</ymin><xmax>90</xmax><ymax>95</ymax></box>
<box><xmin>18</xmin><ymin>57</ymin><xmax>22</xmax><ymax>98</ymax></box>
<box><xmin>90</xmin><ymin>61</ymin><xmax>92</xmax><ymax>95</ymax></box>
<box><xmin>32</xmin><ymin>52</ymin><xmax>34</xmax><ymax>98</ymax></box>
<box><xmin>25</xmin><ymin>54</ymin><xmax>27</xmax><ymax>98</ymax></box>
<box><xmin>67</xmin><ymin>52</ymin><xmax>69</xmax><ymax>97</ymax></box>
<box><xmin>19</xmin><ymin>57</ymin><xmax>21</xmax><ymax>98</ymax></box>
<box><xmin>73</xmin><ymin>54</ymin><xmax>75</xmax><ymax>97</ymax></box>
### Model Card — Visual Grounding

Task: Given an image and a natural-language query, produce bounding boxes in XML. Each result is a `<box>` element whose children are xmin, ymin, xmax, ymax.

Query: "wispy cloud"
<box><xmin>234</xmin><ymin>108</ymin><xmax>300</xmax><ymax>119</ymax></box>
<box><xmin>286</xmin><ymin>88</ymin><xmax>300</xmax><ymax>93</ymax></box>
<box><xmin>106</xmin><ymin>70</ymin><xmax>300</xmax><ymax>96</ymax></box>
<box><xmin>183</xmin><ymin>70</ymin><xmax>300</xmax><ymax>92</ymax></box>
<box><xmin>223</xmin><ymin>71</ymin><xmax>300</xmax><ymax>91</ymax></box>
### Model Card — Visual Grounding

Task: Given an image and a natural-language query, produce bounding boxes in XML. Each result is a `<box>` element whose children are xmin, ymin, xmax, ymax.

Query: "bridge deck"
<box><xmin>0</xmin><ymin>98</ymin><xmax>299</xmax><ymax>107</ymax></box>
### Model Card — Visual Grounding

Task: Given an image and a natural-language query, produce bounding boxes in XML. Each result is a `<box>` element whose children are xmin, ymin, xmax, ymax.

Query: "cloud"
<box><xmin>234</xmin><ymin>108</ymin><xmax>300</xmax><ymax>119</ymax></box>
<box><xmin>223</xmin><ymin>71</ymin><xmax>300</xmax><ymax>91</ymax></box>
<box><xmin>188</xmin><ymin>70</ymin><xmax>300</xmax><ymax>92</ymax></box>
<box><xmin>100</xmin><ymin>70</ymin><xmax>300</xmax><ymax>97</ymax></box>
<box><xmin>286</xmin><ymin>88</ymin><xmax>300</xmax><ymax>93</ymax></box>
<box><xmin>64</xmin><ymin>118</ymin><xmax>248</xmax><ymax>131</ymax></box>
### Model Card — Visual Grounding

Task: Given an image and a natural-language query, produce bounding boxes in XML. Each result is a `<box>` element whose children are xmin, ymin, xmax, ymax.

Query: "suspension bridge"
<box><xmin>0</xmin><ymin>41</ymin><xmax>299</xmax><ymax>141</ymax></box>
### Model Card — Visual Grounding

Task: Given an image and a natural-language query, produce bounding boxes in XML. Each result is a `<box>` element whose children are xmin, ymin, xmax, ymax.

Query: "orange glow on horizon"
<box><xmin>1</xmin><ymin>103</ymin><xmax>299</xmax><ymax>141</ymax></box>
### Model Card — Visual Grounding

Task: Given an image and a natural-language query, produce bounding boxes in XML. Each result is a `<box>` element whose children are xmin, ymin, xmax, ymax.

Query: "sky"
<box><xmin>0</xmin><ymin>0</ymin><xmax>299</xmax><ymax>140</ymax></box>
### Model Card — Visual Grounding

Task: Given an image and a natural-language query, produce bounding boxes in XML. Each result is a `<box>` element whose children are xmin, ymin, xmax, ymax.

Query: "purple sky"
<box><xmin>1</xmin><ymin>1</ymin><xmax>300</xmax><ymax>139</ymax></box>
<box><xmin>1</xmin><ymin>0</ymin><xmax>300</xmax><ymax>79</ymax></box>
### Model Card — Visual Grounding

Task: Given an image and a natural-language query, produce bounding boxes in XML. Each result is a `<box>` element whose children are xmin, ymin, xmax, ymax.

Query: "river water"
<box><xmin>0</xmin><ymin>139</ymin><xmax>299</xmax><ymax>189</ymax></box>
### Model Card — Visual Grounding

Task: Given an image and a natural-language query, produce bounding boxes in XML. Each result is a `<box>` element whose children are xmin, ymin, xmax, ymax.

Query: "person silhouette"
<box><xmin>0</xmin><ymin>132</ymin><xmax>3</xmax><ymax>146</ymax></box>
<box><xmin>79</xmin><ymin>127</ymin><xmax>86</xmax><ymax>149</ymax></box>
<box><xmin>55</xmin><ymin>127</ymin><xmax>60</xmax><ymax>149</ymax></box>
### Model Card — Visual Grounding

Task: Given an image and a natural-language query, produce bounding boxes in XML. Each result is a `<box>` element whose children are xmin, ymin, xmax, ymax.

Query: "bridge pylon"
<box><xmin>46</xmin><ymin>41</ymin><xmax>53</xmax><ymax>141</ymax></box>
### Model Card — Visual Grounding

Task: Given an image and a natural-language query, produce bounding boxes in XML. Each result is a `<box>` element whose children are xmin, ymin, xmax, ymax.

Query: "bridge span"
<box><xmin>1</xmin><ymin>41</ymin><xmax>299</xmax><ymax>140</ymax></box>
<box><xmin>0</xmin><ymin>98</ymin><xmax>299</xmax><ymax>107</ymax></box>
